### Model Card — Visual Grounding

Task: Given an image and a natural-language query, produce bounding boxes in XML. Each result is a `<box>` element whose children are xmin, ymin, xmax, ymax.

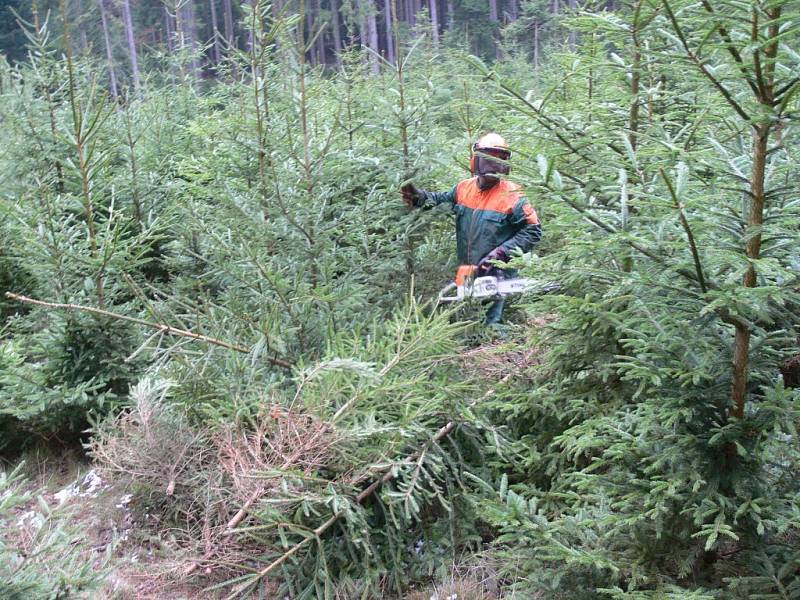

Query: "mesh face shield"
<box><xmin>473</xmin><ymin>146</ymin><xmax>511</xmax><ymax>178</ymax></box>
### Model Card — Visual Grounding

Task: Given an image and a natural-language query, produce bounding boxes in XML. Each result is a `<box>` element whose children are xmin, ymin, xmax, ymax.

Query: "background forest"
<box><xmin>1</xmin><ymin>0</ymin><xmax>800</xmax><ymax>598</ymax></box>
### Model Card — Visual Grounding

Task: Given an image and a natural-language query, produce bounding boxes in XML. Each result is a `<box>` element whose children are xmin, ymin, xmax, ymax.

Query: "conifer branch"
<box><xmin>222</xmin><ymin>419</ymin><xmax>458</xmax><ymax>599</ymax></box>
<box><xmin>659</xmin><ymin>168</ymin><xmax>708</xmax><ymax>294</ymax></box>
<box><xmin>492</xmin><ymin>74</ymin><xmax>627</xmax><ymax>160</ymax></box>
<box><xmin>559</xmin><ymin>194</ymin><xmax>676</xmax><ymax>267</ymax></box>
<box><xmin>493</xmin><ymin>79</ymin><xmax>595</xmax><ymax>161</ymax></box>
<box><xmin>750</xmin><ymin>7</ymin><xmax>765</xmax><ymax>99</ymax></box>
<box><xmin>775</xmin><ymin>76</ymin><xmax>800</xmax><ymax>104</ymax></box>
<box><xmin>699</xmin><ymin>0</ymin><xmax>761</xmax><ymax>98</ymax></box>
<box><xmin>221</xmin><ymin>375</ymin><xmax>511</xmax><ymax>598</ymax></box>
<box><xmin>661</xmin><ymin>0</ymin><xmax>752</xmax><ymax>124</ymax></box>
<box><xmin>4</xmin><ymin>292</ymin><xmax>293</xmax><ymax>369</ymax></box>
<box><xmin>558</xmin><ymin>191</ymin><xmax>754</xmax><ymax>331</ymax></box>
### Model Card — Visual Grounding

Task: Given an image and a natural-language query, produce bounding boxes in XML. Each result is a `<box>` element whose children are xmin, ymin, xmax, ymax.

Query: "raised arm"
<box><xmin>401</xmin><ymin>184</ymin><xmax>457</xmax><ymax>209</ymax></box>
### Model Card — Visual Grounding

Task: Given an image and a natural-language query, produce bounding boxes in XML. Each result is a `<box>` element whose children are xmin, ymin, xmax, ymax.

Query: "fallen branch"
<box><xmin>224</xmin><ymin>421</ymin><xmax>457</xmax><ymax>600</ymax></box>
<box><xmin>186</xmin><ymin>412</ymin><xmax>337</xmax><ymax>576</ymax></box>
<box><xmin>183</xmin><ymin>486</ymin><xmax>266</xmax><ymax>577</ymax></box>
<box><xmin>225</xmin><ymin>488</ymin><xmax>265</xmax><ymax>532</ymax></box>
<box><xmin>660</xmin><ymin>167</ymin><xmax>708</xmax><ymax>294</ymax></box>
<box><xmin>4</xmin><ymin>292</ymin><xmax>293</xmax><ymax>369</ymax></box>
<box><xmin>223</xmin><ymin>374</ymin><xmax>511</xmax><ymax>599</ymax></box>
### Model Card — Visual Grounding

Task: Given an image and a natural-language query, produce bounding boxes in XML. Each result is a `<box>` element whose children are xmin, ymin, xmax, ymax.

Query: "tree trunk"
<box><xmin>508</xmin><ymin>0</ymin><xmax>518</xmax><ymax>21</ymax></box>
<box><xmin>384</xmin><ymin>0</ymin><xmax>395</xmax><ymax>63</ymax></box>
<box><xmin>488</xmin><ymin>0</ymin><xmax>500</xmax><ymax>59</ymax></box>
<box><xmin>209</xmin><ymin>0</ymin><xmax>221</xmax><ymax>64</ymax></box>
<box><xmin>406</xmin><ymin>0</ymin><xmax>415</xmax><ymax>26</ymax></box>
<box><xmin>731</xmin><ymin>1</ymin><xmax>782</xmax><ymax>417</ymax></box>
<box><xmin>358</xmin><ymin>0</ymin><xmax>368</xmax><ymax>47</ymax></box>
<box><xmin>97</xmin><ymin>0</ymin><xmax>118</xmax><ymax>98</ymax></box>
<box><xmin>627</xmin><ymin>1</ymin><xmax>641</xmax><ymax>153</ymax></box>
<box><xmin>178</xmin><ymin>0</ymin><xmax>201</xmax><ymax>76</ymax></box>
<box><xmin>446</xmin><ymin>0</ymin><xmax>454</xmax><ymax>28</ymax></box>
<box><xmin>245</xmin><ymin>0</ymin><xmax>254</xmax><ymax>54</ymax></box>
<box><xmin>315</xmin><ymin>0</ymin><xmax>326</xmax><ymax>65</ymax></box>
<box><xmin>121</xmin><ymin>0</ymin><xmax>141</xmax><ymax>90</ymax></box>
<box><xmin>731</xmin><ymin>122</ymin><xmax>768</xmax><ymax>417</ymax></box>
<box><xmin>165</xmin><ymin>5</ymin><xmax>175</xmax><ymax>52</ymax></box>
<box><xmin>306</xmin><ymin>10</ymin><xmax>317</xmax><ymax>66</ymax></box>
<box><xmin>619</xmin><ymin>0</ymin><xmax>642</xmax><ymax>272</ymax></box>
<box><xmin>330</xmin><ymin>0</ymin><xmax>343</xmax><ymax>65</ymax></box>
<box><xmin>366</xmin><ymin>0</ymin><xmax>380</xmax><ymax>73</ymax></box>
<box><xmin>533</xmin><ymin>20</ymin><xmax>539</xmax><ymax>66</ymax></box>
<box><xmin>428</xmin><ymin>0</ymin><xmax>439</xmax><ymax>47</ymax></box>
<box><xmin>74</xmin><ymin>0</ymin><xmax>88</xmax><ymax>52</ymax></box>
<box><xmin>223</xmin><ymin>0</ymin><xmax>235</xmax><ymax>47</ymax></box>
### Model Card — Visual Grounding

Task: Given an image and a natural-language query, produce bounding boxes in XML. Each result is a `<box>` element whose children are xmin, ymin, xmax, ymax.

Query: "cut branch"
<box><xmin>221</xmin><ymin>375</ymin><xmax>512</xmax><ymax>598</ymax></box>
<box><xmin>555</xmin><ymin>191</ymin><xmax>755</xmax><ymax>331</ymax></box>
<box><xmin>699</xmin><ymin>0</ymin><xmax>761</xmax><ymax>97</ymax></box>
<box><xmin>223</xmin><ymin>419</ymin><xmax>458</xmax><ymax>599</ymax></box>
<box><xmin>5</xmin><ymin>293</ymin><xmax>293</xmax><ymax>369</ymax></box>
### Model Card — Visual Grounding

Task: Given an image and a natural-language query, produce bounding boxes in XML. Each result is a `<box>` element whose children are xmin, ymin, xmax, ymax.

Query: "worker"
<box><xmin>401</xmin><ymin>133</ymin><xmax>542</xmax><ymax>325</ymax></box>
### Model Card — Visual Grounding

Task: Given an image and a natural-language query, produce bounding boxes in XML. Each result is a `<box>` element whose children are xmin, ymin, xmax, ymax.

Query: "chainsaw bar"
<box><xmin>438</xmin><ymin>276</ymin><xmax>558</xmax><ymax>303</ymax></box>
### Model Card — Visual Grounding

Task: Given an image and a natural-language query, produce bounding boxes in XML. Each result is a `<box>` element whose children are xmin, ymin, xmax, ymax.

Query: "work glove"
<box><xmin>401</xmin><ymin>183</ymin><xmax>423</xmax><ymax>209</ymax></box>
<box><xmin>477</xmin><ymin>247</ymin><xmax>507</xmax><ymax>274</ymax></box>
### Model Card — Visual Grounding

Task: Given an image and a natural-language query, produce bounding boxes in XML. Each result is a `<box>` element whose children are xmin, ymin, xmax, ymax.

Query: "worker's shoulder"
<box><xmin>455</xmin><ymin>177</ymin><xmax>478</xmax><ymax>190</ymax></box>
<box><xmin>454</xmin><ymin>178</ymin><xmax>525</xmax><ymax>214</ymax></box>
<box><xmin>501</xmin><ymin>179</ymin><xmax>524</xmax><ymax>194</ymax></box>
<box><xmin>495</xmin><ymin>181</ymin><xmax>526</xmax><ymax>212</ymax></box>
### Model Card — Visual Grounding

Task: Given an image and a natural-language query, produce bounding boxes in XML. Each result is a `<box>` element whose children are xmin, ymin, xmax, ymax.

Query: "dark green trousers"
<box><xmin>483</xmin><ymin>268</ymin><xmax>516</xmax><ymax>325</ymax></box>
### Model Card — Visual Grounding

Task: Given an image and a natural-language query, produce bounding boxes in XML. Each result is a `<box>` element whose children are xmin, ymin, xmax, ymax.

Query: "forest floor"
<box><xmin>8</xmin><ymin>449</ymin><xmax>210</xmax><ymax>599</ymax></box>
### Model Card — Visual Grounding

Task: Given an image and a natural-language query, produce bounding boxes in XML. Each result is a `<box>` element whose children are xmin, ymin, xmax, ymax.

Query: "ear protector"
<box><xmin>469</xmin><ymin>144</ymin><xmax>478</xmax><ymax>175</ymax></box>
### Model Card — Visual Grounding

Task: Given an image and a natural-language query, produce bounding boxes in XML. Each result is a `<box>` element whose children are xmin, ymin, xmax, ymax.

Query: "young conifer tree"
<box><xmin>471</xmin><ymin>0</ymin><xmax>800</xmax><ymax>596</ymax></box>
<box><xmin>0</xmin><ymin>8</ymin><xmax>159</xmax><ymax>437</ymax></box>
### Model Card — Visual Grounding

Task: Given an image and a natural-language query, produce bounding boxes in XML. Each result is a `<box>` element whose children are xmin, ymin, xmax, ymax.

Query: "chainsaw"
<box><xmin>438</xmin><ymin>265</ymin><xmax>558</xmax><ymax>303</ymax></box>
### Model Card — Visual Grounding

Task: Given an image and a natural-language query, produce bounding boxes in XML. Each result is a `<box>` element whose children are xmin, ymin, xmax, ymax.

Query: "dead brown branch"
<box><xmin>183</xmin><ymin>405</ymin><xmax>338</xmax><ymax>576</ymax></box>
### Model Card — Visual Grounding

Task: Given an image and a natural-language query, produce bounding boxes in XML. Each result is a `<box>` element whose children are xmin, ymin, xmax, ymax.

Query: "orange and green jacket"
<box><xmin>415</xmin><ymin>177</ymin><xmax>542</xmax><ymax>265</ymax></box>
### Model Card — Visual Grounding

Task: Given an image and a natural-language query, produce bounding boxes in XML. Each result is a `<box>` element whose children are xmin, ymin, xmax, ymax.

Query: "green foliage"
<box><xmin>218</xmin><ymin>303</ymin><xmax>489</xmax><ymax>598</ymax></box>
<box><xmin>1</xmin><ymin>10</ymin><xmax>509</xmax><ymax>593</ymax></box>
<box><xmin>0</xmin><ymin>315</ymin><xmax>141</xmax><ymax>434</ymax></box>
<box><xmin>0</xmin><ymin>463</ymin><xmax>106</xmax><ymax>598</ymax></box>
<box><xmin>1</xmin><ymin>1</ymin><xmax>800</xmax><ymax>597</ymax></box>
<box><xmin>0</xmin><ymin>16</ymin><xmax>156</xmax><ymax>437</ymax></box>
<box><xmin>469</xmin><ymin>0</ymin><xmax>800</xmax><ymax>597</ymax></box>
<box><xmin>90</xmin><ymin>303</ymin><xmax>493</xmax><ymax>598</ymax></box>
